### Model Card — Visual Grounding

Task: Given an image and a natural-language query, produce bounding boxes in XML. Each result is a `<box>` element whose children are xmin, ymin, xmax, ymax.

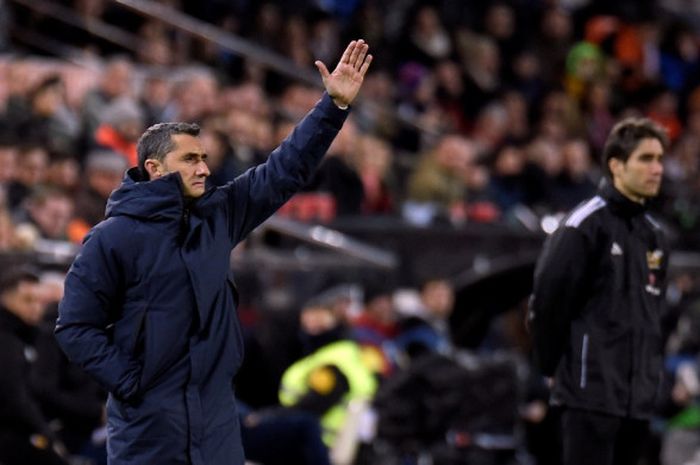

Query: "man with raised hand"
<box><xmin>56</xmin><ymin>40</ymin><xmax>372</xmax><ymax>465</ymax></box>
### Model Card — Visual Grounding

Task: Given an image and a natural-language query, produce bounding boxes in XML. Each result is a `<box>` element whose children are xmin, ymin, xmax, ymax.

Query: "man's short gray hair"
<box><xmin>136</xmin><ymin>122</ymin><xmax>200</xmax><ymax>177</ymax></box>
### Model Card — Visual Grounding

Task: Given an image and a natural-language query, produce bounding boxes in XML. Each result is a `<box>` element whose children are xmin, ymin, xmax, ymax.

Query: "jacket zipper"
<box><xmin>580</xmin><ymin>333</ymin><xmax>589</xmax><ymax>389</ymax></box>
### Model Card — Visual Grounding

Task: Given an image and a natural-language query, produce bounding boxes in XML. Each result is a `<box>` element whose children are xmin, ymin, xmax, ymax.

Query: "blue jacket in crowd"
<box><xmin>55</xmin><ymin>94</ymin><xmax>348</xmax><ymax>465</ymax></box>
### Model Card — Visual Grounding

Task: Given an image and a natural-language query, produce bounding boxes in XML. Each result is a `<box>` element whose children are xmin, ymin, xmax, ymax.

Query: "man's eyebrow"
<box><xmin>180</xmin><ymin>152</ymin><xmax>208</xmax><ymax>158</ymax></box>
<box><xmin>639</xmin><ymin>152</ymin><xmax>663</xmax><ymax>158</ymax></box>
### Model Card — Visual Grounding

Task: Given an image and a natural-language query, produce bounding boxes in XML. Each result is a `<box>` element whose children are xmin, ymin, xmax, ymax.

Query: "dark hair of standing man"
<box><xmin>601</xmin><ymin>117</ymin><xmax>668</xmax><ymax>176</ymax></box>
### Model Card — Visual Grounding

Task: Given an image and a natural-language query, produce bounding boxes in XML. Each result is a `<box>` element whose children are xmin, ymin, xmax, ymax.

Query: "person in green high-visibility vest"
<box><xmin>279</xmin><ymin>296</ymin><xmax>377</xmax><ymax>448</ymax></box>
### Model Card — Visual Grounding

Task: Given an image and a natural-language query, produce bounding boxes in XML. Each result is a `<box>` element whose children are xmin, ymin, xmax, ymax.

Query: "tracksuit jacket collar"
<box><xmin>600</xmin><ymin>181</ymin><xmax>646</xmax><ymax>218</ymax></box>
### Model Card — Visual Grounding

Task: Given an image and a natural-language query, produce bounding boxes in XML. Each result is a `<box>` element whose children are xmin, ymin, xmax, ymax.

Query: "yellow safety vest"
<box><xmin>279</xmin><ymin>340</ymin><xmax>377</xmax><ymax>446</ymax></box>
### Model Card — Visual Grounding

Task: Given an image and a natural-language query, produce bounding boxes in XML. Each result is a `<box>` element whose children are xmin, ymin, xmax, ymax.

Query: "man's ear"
<box><xmin>608</xmin><ymin>157</ymin><xmax>623</xmax><ymax>178</ymax></box>
<box><xmin>144</xmin><ymin>159</ymin><xmax>162</xmax><ymax>179</ymax></box>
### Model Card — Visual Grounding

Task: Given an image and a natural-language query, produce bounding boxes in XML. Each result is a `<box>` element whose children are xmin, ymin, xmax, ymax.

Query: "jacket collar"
<box><xmin>599</xmin><ymin>180</ymin><xmax>646</xmax><ymax>218</ymax></box>
<box><xmin>105</xmin><ymin>168</ymin><xmax>186</xmax><ymax>222</ymax></box>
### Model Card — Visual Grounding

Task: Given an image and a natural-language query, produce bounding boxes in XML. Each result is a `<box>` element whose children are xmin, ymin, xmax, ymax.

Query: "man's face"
<box><xmin>610</xmin><ymin>137</ymin><xmax>664</xmax><ymax>203</ymax></box>
<box><xmin>154</xmin><ymin>134</ymin><xmax>210</xmax><ymax>199</ymax></box>
<box><xmin>2</xmin><ymin>281</ymin><xmax>44</xmax><ymax>326</ymax></box>
<box><xmin>29</xmin><ymin>196</ymin><xmax>74</xmax><ymax>239</ymax></box>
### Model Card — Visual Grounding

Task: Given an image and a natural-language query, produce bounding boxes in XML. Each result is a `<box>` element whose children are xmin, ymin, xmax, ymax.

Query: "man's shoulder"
<box><xmin>92</xmin><ymin>215</ymin><xmax>139</xmax><ymax>233</ymax></box>
<box><xmin>87</xmin><ymin>216</ymin><xmax>145</xmax><ymax>248</ymax></box>
<box><xmin>562</xmin><ymin>195</ymin><xmax>608</xmax><ymax>230</ymax></box>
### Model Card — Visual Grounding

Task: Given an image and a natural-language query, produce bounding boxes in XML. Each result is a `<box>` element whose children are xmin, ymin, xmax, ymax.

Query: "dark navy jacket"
<box><xmin>55</xmin><ymin>94</ymin><xmax>348</xmax><ymax>465</ymax></box>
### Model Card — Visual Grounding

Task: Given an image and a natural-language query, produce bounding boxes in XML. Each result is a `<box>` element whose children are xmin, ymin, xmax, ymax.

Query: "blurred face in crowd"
<box><xmin>562</xmin><ymin>139</ymin><xmax>591</xmax><ymax>179</ymax></box>
<box><xmin>89</xmin><ymin>168</ymin><xmax>124</xmax><ymax>199</ymax></box>
<box><xmin>435</xmin><ymin>135</ymin><xmax>475</xmax><ymax>173</ymax></box>
<box><xmin>148</xmin><ymin>134</ymin><xmax>210</xmax><ymax>199</ymax></box>
<box><xmin>28</xmin><ymin>195</ymin><xmax>74</xmax><ymax>239</ymax></box>
<box><xmin>199</xmin><ymin>127</ymin><xmax>228</xmax><ymax>173</ymax></box>
<box><xmin>494</xmin><ymin>145</ymin><xmax>525</xmax><ymax>176</ymax></box>
<box><xmin>102</xmin><ymin>59</ymin><xmax>133</xmax><ymax>99</ymax></box>
<box><xmin>421</xmin><ymin>279</ymin><xmax>454</xmax><ymax>319</ymax></box>
<box><xmin>366</xmin><ymin>295</ymin><xmax>395</xmax><ymax>325</ymax></box>
<box><xmin>0</xmin><ymin>146</ymin><xmax>16</xmax><ymax>183</ymax></box>
<box><xmin>17</xmin><ymin>148</ymin><xmax>48</xmax><ymax>186</ymax></box>
<box><xmin>357</xmin><ymin>135</ymin><xmax>392</xmax><ymax>176</ymax></box>
<box><xmin>33</xmin><ymin>83</ymin><xmax>63</xmax><ymax>117</ymax></box>
<box><xmin>47</xmin><ymin>158</ymin><xmax>80</xmax><ymax>192</ymax></box>
<box><xmin>609</xmin><ymin>137</ymin><xmax>664</xmax><ymax>203</ymax></box>
<box><xmin>328</xmin><ymin>117</ymin><xmax>358</xmax><ymax>157</ymax></box>
<box><xmin>116</xmin><ymin>118</ymin><xmax>145</xmax><ymax>142</ymax></box>
<box><xmin>1</xmin><ymin>279</ymin><xmax>44</xmax><ymax>326</ymax></box>
<box><xmin>300</xmin><ymin>305</ymin><xmax>338</xmax><ymax>335</ymax></box>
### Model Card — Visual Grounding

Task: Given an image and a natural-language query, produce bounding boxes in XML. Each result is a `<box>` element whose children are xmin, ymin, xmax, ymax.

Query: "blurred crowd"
<box><xmin>0</xmin><ymin>0</ymin><xmax>700</xmax><ymax>241</ymax></box>
<box><xmin>1</xmin><ymin>0</ymin><xmax>700</xmax><ymax>464</ymax></box>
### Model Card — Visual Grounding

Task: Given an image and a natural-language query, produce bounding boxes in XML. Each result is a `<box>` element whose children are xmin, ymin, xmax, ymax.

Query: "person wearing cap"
<box><xmin>0</xmin><ymin>267</ymin><xmax>68</xmax><ymax>465</ymax></box>
<box><xmin>55</xmin><ymin>39</ymin><xmax>372</xmax><ymax>465</ymax></box>
<box><xmin>528</xmin><ymin>117</ymin><xmax>669</xmax><ymax>465</ymax></box>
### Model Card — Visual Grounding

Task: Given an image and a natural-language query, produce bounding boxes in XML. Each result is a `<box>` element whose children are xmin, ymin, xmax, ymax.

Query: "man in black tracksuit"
<box><xmin>529</xmin><ymin>117</ymin><xmax>669</xmax><ymax>465</ymax></box>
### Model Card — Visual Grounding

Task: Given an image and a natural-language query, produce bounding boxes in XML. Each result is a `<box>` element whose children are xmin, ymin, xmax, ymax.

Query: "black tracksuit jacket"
<box><xmin>529</xmin><ymin>183</ymin><xmax>669</xmax><ymax>419</ymax></box>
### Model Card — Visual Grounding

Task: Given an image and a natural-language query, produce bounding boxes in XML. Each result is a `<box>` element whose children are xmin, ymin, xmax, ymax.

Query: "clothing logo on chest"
<box><xmin>646</xmin><ymin>249</ymin><xmax>663</xmax><ymax>270</ymax></box>
<box><xmin>610</xmin><ymin>242</ymin><xmax>623</xmax><ymax>256</ymax></box>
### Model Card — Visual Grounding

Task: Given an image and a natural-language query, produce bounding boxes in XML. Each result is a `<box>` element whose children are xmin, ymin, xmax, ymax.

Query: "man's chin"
<box><xmin>184</xmin><ymin>188</ymin><xmax>206</xmax><ymax>199</ymax></box>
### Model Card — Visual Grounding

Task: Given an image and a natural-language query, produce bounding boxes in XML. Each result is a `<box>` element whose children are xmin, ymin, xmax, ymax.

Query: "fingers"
<box><xmin>315</xmin><ymin>61</ymin><xmax>330</xmax><ymax>80</ymax></box>
<box><xmin>335</xmin><ymin>39</ymin><xmax>371</xmax><ymax>76</ymax></box>
<box><xmin>359</xmin><ymin>54</ymin><xmax>373</xmax><ymax>77</ymax></box>
<box><xmin>348</xmin><ymin>39</ymin><xmax>366</xmax><ymax>69</ymax></box>
<box><xmin>340</xmin><ymin>40</ymin><xmax>356</xmax><ymax>64</ymax></box>
<box><xmin>348</xmin><ymin>39</ymin><xmax>363</xmax><ymax>67</ymax></box>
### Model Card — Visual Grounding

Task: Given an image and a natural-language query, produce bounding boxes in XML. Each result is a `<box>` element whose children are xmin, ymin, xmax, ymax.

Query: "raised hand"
<box><xmin>315</xmin><ymin>39</ymin><xmax>373</xmax><ymax>108</ymax></box>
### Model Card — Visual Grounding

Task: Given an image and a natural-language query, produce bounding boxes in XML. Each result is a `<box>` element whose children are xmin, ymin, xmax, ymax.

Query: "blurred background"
<box><xmin>1</xmin><ymin>0</ymin><xmax>700</xmax><ymax>464</ymax></box>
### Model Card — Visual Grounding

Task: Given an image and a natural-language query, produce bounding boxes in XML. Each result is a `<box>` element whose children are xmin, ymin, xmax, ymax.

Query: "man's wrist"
<box><xmin>331</xmin><ymin>97</ymin><xmax>349</xmax><ymax>110</ymax></box>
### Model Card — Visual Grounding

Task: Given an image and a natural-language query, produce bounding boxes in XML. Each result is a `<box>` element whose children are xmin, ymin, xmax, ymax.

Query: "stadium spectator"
<box><xmin>7</xmin><ymin>144</ymin><xmax>49</xmax><ymax>210</ymax></box>
<box><xmin>71</xmin><ymin>150</ymin><xmax>128</xmax><ymax>235</ymax></box>
<box><xmin>80</xmin><ymin>56</ymin><xmax>134</xmax><ymax>143</ymax></box>
<box><xmin>355</xmin><ymin>134</ymin><xmax>396</xmax><ymax>215</ymax></box>
<box><xmin>394</xmin><ymin>278</ymin><xmax>456</xmax><ymax>362</ymax></box>
<box><xmin>92</xmin><ymin>96</ymin><xmax>144</xmax><ymax>167</ymax></box>
<box><xmin>308</xmin><ymin>117</ymin><xmax>364</xmax><ymax>216</ymax></box>
<box><xmin>350</xmin><ymin>284</ymin><xmax>399</xmax><ymax>377</ymax></box>
<box><xmin>15</xmin><ymin>187</ymin><xmax>74</xmax><ymax>242</ymax></box>
<box><xmin>279</xmin><ymin>296</ymin><xmax>377</xmax><ymax>448</ymax></box>
<box><xmin>0</xmin><ymin>266</ymin><xmax>68</xmax><ymax>465</ymax></box>
<box><xmin>405</xmin><ymin>134</ymin><xmax>476</xmax><ymax>224</ymax></box>
<box><xmin>10</xmin><ymin>75</ymin><xmax>80</xmax><ymax>157</ymax></box>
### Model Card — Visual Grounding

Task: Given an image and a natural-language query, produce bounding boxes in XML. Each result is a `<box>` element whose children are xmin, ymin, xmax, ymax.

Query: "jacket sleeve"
<box><xmin>55</xmin><ymin>228</ymin><xmax>141</xmax><ymax>402</ymax></box>
<box><xmin>225</xmin><ymin>92</ymin><xmax>348</xmax><ymax>244</ymax></box>
<box><xmin>528</xmin><ymin>224</ymin><xmax>591</xmax><ymax>376</ymax></box>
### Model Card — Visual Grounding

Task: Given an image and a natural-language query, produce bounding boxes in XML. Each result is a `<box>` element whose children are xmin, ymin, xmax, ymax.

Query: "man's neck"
<box><xmin>613</xmin><ymin>179</ymin><xmax>645</xmax><ymax>204</ymax></box>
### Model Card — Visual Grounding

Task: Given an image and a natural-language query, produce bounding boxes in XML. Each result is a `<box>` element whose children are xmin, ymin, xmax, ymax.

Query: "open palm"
<box><xmin>315</xmin><ymin>39</ymin><xmax>373</xmax><ymax>108</ymax></box>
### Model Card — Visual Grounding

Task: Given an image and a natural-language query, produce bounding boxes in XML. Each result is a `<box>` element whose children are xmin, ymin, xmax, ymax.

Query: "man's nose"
<box><xmin>196</xmin><ymin>161</ymin><xmax>210</xmax><ymax>176</ymax></box>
